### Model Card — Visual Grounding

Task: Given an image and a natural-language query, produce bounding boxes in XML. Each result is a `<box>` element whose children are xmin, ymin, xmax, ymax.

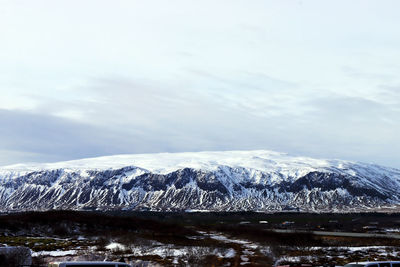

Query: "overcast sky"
<box><xmin>1</xmin><ymin>0</ymin><xmax>400</xmax><ymax>168</ymax></box>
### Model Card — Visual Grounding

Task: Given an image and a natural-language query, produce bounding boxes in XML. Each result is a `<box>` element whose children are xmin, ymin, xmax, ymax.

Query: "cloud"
<box><xmin>378</xmin><ymin>85</ymin><xmax>400</xmax><ymax>107</ymax></box>
<box><xmin>0</xmin><ymin>149</ymin><xmax>44</xmax><ymax>166</ymax></box>
<box><xmin>2</xmin><ymin>73</ymin><xmax>399</xmax><ymax>169</ymax></box>
<box><xmin>0</xmin><ymin>108</ymin><xmax>170</xmax><ymax>166</ymax></box>
<box><xmin>1</xmin><ymin>1</ymin><xmax>400</xmax><ymax>168</ymax></box>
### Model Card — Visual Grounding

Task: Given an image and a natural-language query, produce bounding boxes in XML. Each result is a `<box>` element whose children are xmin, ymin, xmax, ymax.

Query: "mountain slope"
<box><xmin>1</xmin><ymin>150</ymin><xmax>399</xmax><ymax>212</ymax></box>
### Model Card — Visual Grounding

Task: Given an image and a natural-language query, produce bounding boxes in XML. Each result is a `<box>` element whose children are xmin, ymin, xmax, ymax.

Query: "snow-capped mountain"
<box><xmin>1</xmin><ymin>150</ymin><xmax>400</xmax><ymax>212</ymax></box>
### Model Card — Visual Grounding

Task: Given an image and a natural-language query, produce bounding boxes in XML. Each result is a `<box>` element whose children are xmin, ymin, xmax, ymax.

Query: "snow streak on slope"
<box><xmin>0</xmin><ymin>150</ymin><xmax>400</xmax><ymax>212</ymax></box>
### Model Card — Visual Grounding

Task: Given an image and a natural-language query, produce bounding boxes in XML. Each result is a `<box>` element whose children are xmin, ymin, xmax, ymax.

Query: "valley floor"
<box><xmin>1</xmin><ymin>211</ymin><xmax>400</xmax><ymax>266</ymax></box>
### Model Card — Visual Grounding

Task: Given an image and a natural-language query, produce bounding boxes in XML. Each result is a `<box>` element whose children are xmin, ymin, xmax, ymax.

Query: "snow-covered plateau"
<box><xmin>0</xmin><ymin>150</ymin><xmax>399</xmax><ymax>212</ymax></box>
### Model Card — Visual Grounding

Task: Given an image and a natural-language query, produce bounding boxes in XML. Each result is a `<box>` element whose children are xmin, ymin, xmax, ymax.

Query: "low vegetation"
<box><xmin>0</xmin><ymin>211</ymin><xmax>399</xmax><ymax>266</ymax></box>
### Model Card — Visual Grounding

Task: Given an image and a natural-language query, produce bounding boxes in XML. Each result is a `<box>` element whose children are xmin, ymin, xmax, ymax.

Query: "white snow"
<box><xmin>1</xmin><ymin>149</ymin><xmax>400</xmax><ymax>213</ymax></box>
<box><xmin>32</xmin><ymin>250</ymin><xmax>77</xmax><ymax>257</ymax></box>
<box><xmin>0</xmin><ymin>150</ymin><xmax>347</xmax><ymax>175</ymax></box>
<box><xmin>1</xmin><ymin>149</ymin><xmax>399</xmax><ymax>189</ymax></box>
<box><xmin>221</xmin><ymin>248</ymin><xmax>236</xmax><ymax>258</ymax></box>
<box><xmin>105</xmin><ymin>242</ymin><xmax>127</xmax><ymax>251</ymax></box>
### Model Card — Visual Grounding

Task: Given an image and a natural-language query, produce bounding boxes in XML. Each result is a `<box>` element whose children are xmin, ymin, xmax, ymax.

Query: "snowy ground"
<box><xmin>27</xmin><ymin>231</ymin><xmax>400</xmax><ymax>266</ymax></box>
<box><xmin>26</xmin><ymin>231</ymin><xmax>268</xmax><ymax>266</ymax></box>
<box><xmin>2</xmin><ymin>229</ymin><xmax>398</xmax><ymax>267</ymax></box>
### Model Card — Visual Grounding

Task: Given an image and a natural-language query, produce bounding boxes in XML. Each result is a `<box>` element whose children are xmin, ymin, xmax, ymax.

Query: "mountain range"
<box><xmin>0</xmin><ymin>150</ymin><xmax>399</xmax><ymax>212</ymax></box>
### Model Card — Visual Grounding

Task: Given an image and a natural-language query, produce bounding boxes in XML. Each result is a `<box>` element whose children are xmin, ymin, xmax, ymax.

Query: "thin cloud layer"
<box><xmin>0</xmin><ymin>0</ymin><xmax>399</xmax><ymax>167</ymax></box>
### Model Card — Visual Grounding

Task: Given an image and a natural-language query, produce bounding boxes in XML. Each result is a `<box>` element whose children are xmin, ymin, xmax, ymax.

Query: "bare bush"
<box><xmin>0</xmin><ymin>246</ymin><xmax>32</xmax><ymax>267</ymax></box>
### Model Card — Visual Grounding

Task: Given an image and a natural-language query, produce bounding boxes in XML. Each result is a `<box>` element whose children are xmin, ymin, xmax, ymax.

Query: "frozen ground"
<box><xmin>25</xmin><ymin>232</ymin><xmax>400</xmax><ymax>266</ymax></box>
<box><xmin>2</xmin><ymin>211</ymin><xmax>400</xmax><ymax>266</ymax></box>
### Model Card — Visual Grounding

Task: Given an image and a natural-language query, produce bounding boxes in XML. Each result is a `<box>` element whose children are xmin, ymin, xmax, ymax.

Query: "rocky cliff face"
<box><xmin>1</xmin><ymin>150</ymin><xmax>399</xmax><ymax>212</ymax></box>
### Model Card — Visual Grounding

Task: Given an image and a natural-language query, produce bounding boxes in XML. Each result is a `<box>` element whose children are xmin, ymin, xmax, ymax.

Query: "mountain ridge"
<box><xmin>1</xmin><ymin>150</ymin><xmax>399</xmax><ymax>212</ymax></box>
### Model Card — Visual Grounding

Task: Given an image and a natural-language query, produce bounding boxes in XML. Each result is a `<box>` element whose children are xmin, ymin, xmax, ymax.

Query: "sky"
<box><xmin>0</xmin><ymin>0</ymin><xmax>399</xmax><ymax>168</ymax></box>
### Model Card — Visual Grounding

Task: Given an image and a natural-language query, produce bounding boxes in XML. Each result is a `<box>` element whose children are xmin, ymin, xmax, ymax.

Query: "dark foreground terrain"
<box><xmin>1</xmin><ymin>211</ymin><xmax>400</xmax><ymax>266</ymax></box>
